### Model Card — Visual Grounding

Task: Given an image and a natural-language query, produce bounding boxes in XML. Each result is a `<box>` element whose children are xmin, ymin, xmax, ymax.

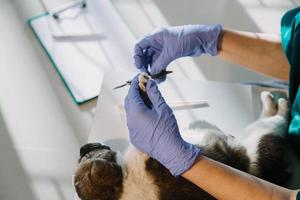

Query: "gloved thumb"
<box><xmin>150</xmin><ymin>49</ymin><xmax>171</xmax><ymax>76</ymax></box>
<box><xmin>146</xmin><ymin>79</ymin><xmax>171</xmax><ymax>114</ymax></box>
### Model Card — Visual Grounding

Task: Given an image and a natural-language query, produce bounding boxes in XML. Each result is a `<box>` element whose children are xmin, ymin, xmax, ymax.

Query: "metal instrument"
<box><xmin>113</xmin><ymin>70</ymin><xmax>172</xmax><ymax>90</ymax></box>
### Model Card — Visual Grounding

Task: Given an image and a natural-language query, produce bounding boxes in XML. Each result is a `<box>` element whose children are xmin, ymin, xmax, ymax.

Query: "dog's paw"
<box><xmin>277</xmin><ymin>98</ymin><xmax>289</xmax><ymax>118</ymax></box>
<box><xmin>138</xmin><ymin>73</ymin><xmax>150</xmax><ymax>92</ymax></box>
<box><xmin>260</xmin><ymin>91</ymin><xmax>276</xmax><ymax>117</ymax></box>
<box><xmin>260</xmin><ymin>91</ymin><xmax>290</xmax><ymax>118</ymax></box>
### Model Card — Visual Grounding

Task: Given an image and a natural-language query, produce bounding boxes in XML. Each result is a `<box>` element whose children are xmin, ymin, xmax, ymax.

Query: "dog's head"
<box><xmin>74</xmin><ymin>143</ymin><xmax>123</xmax><ymax>200</ymax></box>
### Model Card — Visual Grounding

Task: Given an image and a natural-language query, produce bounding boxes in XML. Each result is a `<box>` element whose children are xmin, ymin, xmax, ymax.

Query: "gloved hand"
<box><xmin>124</xmin><ymin>75</ymin><xmax>201</xmax><ymax>176</ymax></box>
<box><xmin>134</xmin><ymin>24</ymin><xmax>223</xmax><ymax>82</ymax></box>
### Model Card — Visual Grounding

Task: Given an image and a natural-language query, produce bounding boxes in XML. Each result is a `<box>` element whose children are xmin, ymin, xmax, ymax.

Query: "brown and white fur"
<box><xmin>74</xmin><ymin>76</ymin><xmax>291</xmax><ymax>200</ymax></box>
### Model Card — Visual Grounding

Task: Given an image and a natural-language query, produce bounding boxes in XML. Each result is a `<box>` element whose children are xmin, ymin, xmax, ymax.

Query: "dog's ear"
<box><xmin>74</xmin><ymin>159</ymin><xmax>123</xmax><ymax>200</ymax></box>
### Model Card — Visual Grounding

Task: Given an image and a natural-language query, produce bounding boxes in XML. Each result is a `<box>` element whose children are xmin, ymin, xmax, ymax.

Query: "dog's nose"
<box><xmin>80</xmin><ymin>142</ymin><xmax>111</xmax><ymax>158</ymax></box>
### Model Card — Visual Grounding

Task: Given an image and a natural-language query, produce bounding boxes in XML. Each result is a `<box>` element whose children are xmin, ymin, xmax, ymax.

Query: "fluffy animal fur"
<box><xmin>74</xmin><ymin>76</ymin><xmax>291</xmax><ymax>200</ymax></box>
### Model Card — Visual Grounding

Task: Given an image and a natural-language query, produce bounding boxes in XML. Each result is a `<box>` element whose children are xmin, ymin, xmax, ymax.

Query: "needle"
<box><xmin>113</xmin><ymin>81</ymin><xmax>132</xmax><ymax>90</ymax></box>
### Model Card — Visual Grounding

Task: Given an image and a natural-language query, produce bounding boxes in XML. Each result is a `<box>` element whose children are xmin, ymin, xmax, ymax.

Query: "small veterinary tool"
<box><xmin>113</xmin><ymin>81</ymin><xmax>132</xmax><ymax>90</ymax></box>
<box><xmin>113</xmin><ymin>70</ymin><xmax>173</xmax><ymax>90</ymax></box>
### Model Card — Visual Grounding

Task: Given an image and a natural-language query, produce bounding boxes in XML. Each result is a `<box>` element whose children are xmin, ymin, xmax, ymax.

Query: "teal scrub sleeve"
<box><xmin>281</xmin><ymin>7</ymin><xmax>300</xmax><ymax>157</ymax></box>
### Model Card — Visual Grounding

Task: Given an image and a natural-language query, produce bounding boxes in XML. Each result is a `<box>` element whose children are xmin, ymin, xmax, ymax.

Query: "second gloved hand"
<box><xmin>125</xmin><ymin>75</ymin><xmax>201</xmax><ymax>176</ymax></box>
<box><xmin>134</xmin><ymin>24</ymin><xmax>222</xmax><ymax>82</ymax></box>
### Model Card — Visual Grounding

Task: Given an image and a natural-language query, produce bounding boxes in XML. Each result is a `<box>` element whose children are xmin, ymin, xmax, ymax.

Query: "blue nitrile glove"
<box><xmin>124</xmin><ymin>75</ymin><xmax>201</xmax><ymax>176</ymax></box>
<box><xmin>134</xmin><ymin>24</ymin><xmax>223</xmax><ymax>82</ymax></box>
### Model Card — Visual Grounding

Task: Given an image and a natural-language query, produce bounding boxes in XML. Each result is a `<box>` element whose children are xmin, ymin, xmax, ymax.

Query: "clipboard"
<box><xmin>28</xmin><ymin>0</ymin><xmax>136</xmax><ymax>104</ymax></box>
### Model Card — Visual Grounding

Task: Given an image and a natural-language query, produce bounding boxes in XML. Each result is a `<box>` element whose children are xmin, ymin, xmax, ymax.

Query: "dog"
<box><xmin>74</xmin><ymin>75</ymin><xmax>291</xmax><ymax>200</ymax></box>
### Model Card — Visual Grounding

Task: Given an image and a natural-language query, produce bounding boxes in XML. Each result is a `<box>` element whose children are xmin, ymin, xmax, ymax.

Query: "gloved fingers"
<box><xmin>150</xmin><ymin>49</ymin><xmax>171</xmax><ymax>76</ymax></box>
<box><xmin>127</xmin><ymin>75</ymin><xmax>143</xmax><ymax>101</ymax></box>
<box><xmin>125</xmin><ymin>75</ymin><xmax>150</xmax><ymax>113</ymax></box>
<box><xmin>148</xmin><ymin>28</ymin><xmax>165</xmax><ymax>49</ymax></box>
<box><xmin>146</xmin><ymin>48</ymin><xmax>156</xmax><ymax>64</ymax></box>
<box><xmin>152</xmin><ymin>75</ymin><xmax>167</xmax><ymax>84</ymax></box>
<box><xmin>146</xmin><ymin>79</ymin><xmax>172</xmax><ymax>115</ymax></box>
<box><xmin>148</xmin><ymin>28</ymin><xmax>173</xmax><ymax>75</ymax></box>
<box><xmin>142</xmin><ymin>48</ymin><xmax>156</xmax><ymax>73</ymax></box>
<box><xmin>147</xmin><ymin>47</ymin><xmax>160</xmax><ymax>67</ymax></box>
<box><xmin>149</xmin><ymin>51</ymin><xmax>158</xmax><ymax>66</ymax></box>
<box><xmin>134</xmin><ymin>30</ymin><xmax>164</xmax><ymax>69</ymax></box>
<box><xmin>124</xmin><ymin>95</ymin><xmax>149</xmax><ymax>121</ymax></box>
<box><xmin>137</xmin><ymin>46</ymin><xmax>159</xmax><ymax>73</ymax></box>
<box><xmin>134</xmin><ymin>38</ymin><xmax>149</xmax><ymax>70</ymax></box>
<box><xmin>134</xmin><ymin>36</ymin><xmax>157</xmax><ymax>71</ymax></box>
<box><xmin>146</xmin><ymin>49</ymin><xmax>167</xmax><ymax>84</ymax></box>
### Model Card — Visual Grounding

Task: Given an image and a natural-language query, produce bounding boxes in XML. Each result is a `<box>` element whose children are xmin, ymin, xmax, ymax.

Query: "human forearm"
<box><xmin>218</xmin><ymin>28</ymin><xmax>289</xmax><ymax>80</ymax></box>
<box><xmin>182</xmin><ymin>156</ymin><xmax>292</xmax><ymax>200</ymax></box>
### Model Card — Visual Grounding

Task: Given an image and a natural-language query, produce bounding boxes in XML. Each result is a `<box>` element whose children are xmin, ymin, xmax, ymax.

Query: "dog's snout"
<box><xmin>80</xmin><ymin>142</ymin><xmax>111</xmax><ymax>158</ymax></box>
